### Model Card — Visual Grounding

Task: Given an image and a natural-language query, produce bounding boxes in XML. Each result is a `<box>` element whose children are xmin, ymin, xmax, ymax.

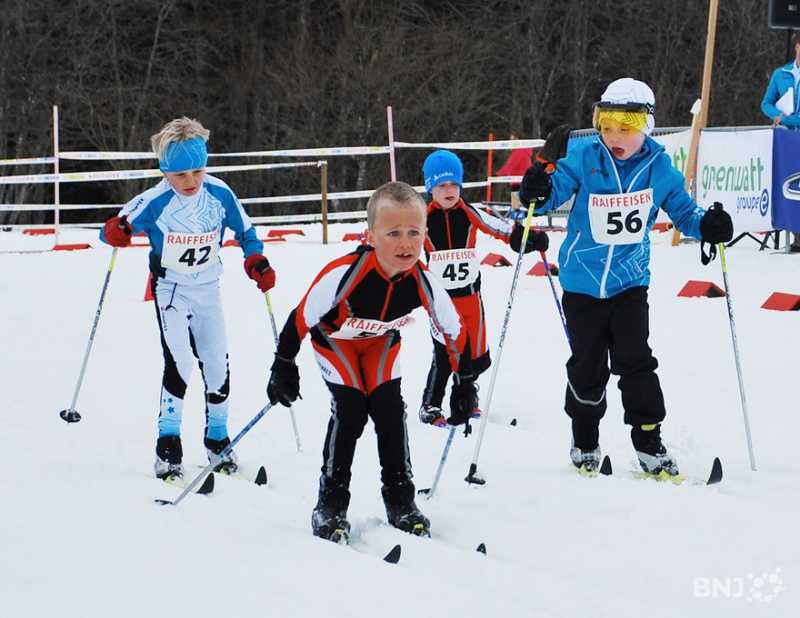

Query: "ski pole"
<box><xmin>539</xmin><ymin>250</ymin><xmax>570</xmax><ymax>344</ymax></box>
<box><xmin>465</xmin><ymin>201</ymin><xmax>537</xmax><ymax>485</ymax></box>
<box><xmin>718</xmin><ymin>244</ymin><xmax>756</xmax><ymax>471</ymax></box>
<box><xmin>59</xmin><ymin>247</ymin><xmax>119</xmax><ymax>423</ymax></box>
<box><xmin>156</xmin><ymin>402</ymin><xmax>276</xmax><ymax>506</ymax></box>
<box><xmin>418</xmin><ymin>426</ymin><xmax>457</xmax><ymax>499</ymax></box>
<box><xmin>264</xmin><ymin>291</ymin><xmax>302</xmax><ymax>452</ymax></box>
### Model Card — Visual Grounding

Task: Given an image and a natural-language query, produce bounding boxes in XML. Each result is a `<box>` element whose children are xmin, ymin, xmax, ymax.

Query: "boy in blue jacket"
<box><xmin>519</xmin><ymin>78</ymin><xmax>733</xmax><ymax>477</ymax></box>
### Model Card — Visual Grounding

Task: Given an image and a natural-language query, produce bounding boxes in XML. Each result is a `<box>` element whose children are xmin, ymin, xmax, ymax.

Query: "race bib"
<box><xmin>427</xmin><ymin>249</ymin><xmax>479</xmax><ymax>290</ymax></box>
<box><xmin>331</xmin><ymin>315</ymin><xmax>416</xmax><ymax>340</ymax></box>
<box><xmin>161</xmin><ymin>230</ymin><xmax>220</xmax><ymax>274</ymax></box>
<box><xmin>588</xmin><ymin>189</ymin><xmax>653</xmax><ymax>245</ymax></box>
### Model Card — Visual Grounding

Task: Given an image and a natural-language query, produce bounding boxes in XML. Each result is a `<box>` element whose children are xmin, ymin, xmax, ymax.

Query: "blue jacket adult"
<box><xmin>536</xmin><ymin>136</ymin><xmax>704</xmax><ymax>299</ymax></box>
<box><xmin>761</xmin><ymin>61</ymin><xmax>800</xmax><ymax>129</ymax></box>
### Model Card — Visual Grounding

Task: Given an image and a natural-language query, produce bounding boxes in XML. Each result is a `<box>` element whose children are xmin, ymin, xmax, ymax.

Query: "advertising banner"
<box><xmin>697</xmin><ymin>129</ymin><xmax>773</xmax><ymax>233</ymax></box>
<box><xmin>771</xmin><ymin>129</ymin><xmax>800</xmax><ymax>233</ymax></box>
<box><xmin>653</xmin><ymin>130</ymin><xmax>692</xmax><ymax>176</ymax></box>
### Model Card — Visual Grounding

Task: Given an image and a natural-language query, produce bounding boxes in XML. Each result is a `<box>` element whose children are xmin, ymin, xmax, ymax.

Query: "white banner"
<box><xmin>697</xmin><ymin>129</ymin><xmax>773</xmax><ymax>233</ymax></box>
<box><xmin>653</xmin><ymin>130</ymin><xmax>692</xmax><ymax>177</ymax></box>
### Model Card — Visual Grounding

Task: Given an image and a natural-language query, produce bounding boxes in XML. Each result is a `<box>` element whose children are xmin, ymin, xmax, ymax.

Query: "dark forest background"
<box><xmin>0</xmin><ymin>0</ymin><xmax>793</xmax><ymax>224</ymax></box>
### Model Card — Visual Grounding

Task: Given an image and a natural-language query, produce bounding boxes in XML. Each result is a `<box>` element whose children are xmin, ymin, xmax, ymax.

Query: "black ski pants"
<box><xmin>563</xmin><ymin>286</ymin><xmax>666</xmax><ymax>429</ymax></box>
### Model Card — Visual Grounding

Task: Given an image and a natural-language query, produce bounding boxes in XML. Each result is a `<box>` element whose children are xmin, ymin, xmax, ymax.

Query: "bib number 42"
<box><xmin>178</xmin><ymin>246</ymin><xmax>212</xmax><ymax>268</ymax></box>
<box><xmin>606</xmin><ymin>210</ymin><xmax>642</xmax><ymax>236</ymax></box>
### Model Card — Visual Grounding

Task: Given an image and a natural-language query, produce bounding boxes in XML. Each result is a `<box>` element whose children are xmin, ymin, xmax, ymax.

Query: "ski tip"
<box><xmin>383</xmin><ymin>544</ymin><xmax>402</xmax><ymax>564</ymax></box>
<box><xmin>197</xmin><ymin>473</ymin><xmax>215</xmax><ymax>495</ymax></box>
<box><xmin>510</xmin><ymin>418</ymin><xmax>517</xmax><ymax>426</ymax></box>
<box><xmin>254</xmin><ymin>466</ymin><xmax>268</xmax><ymax>486</ymax></box>
<box><xmin>707</xmin><ymin>457</ymin><xmax>723</xmax><ymax>485</ymax></box>
<box><xmin>599</xmin><ymin>455</ymin><xmax>613</xmax><ymax>476</ymax></box>
<box><xmin>476</xmin><ymin>542</ymin><xmax>487</xmax><ymax>555</ymax></box>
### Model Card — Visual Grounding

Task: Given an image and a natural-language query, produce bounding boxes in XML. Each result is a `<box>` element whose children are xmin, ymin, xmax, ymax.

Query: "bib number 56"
<box><xmin>606</xmin><ymin>210</ymin><xmax>642</xmax><ymax>235</ymax></box>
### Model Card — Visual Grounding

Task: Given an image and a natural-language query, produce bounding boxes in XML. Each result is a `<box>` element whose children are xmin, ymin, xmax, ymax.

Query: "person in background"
<box><xmin>496</xmin><ymin>131</ymin><xmax>534</xmax><ymax>215</ymax></box>
<box><xmin>761</xmin><ymin>32</ymin><xmax>800</xmax><ymax>252</ymax></box>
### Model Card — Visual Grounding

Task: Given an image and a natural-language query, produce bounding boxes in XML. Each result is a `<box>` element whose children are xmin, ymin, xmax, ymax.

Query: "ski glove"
<box><xmin>448</xmin><ymin>377</ymin><xmax>478</xmax><ymax>426</ymax></box>
<box><xmin>102</xmin><ymin>215</ymin><xmax>132</xmax><ymax>247</ymax></box>
<box><xmin>509</xmin><ymin>224</ymin><xmax>549</xmax><ymax>254</ymax></box>
<box><xmin>518</xmin><ymin>161</ymin><xmax>552</xmax><ymax>207</ymax></box>
<box><xmin>268</xmin><ymin>355</ymin><xmax>300</xmax><ymax>407</ymax></box>
<box><xmin>699</xmin><ymin>202</ymin><xmax>734</xmax><ymax>244</ymax></box>
<box><xmin>245</xmin><ymin>254</ymin><xmax>276</xmax><ymax>292</ymax></box>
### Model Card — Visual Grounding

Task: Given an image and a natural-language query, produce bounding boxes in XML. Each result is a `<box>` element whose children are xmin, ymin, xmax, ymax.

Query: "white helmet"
<box><xmin>594</xmin><ymin>78</ymin><xmax>656</xmax><ymax>135</ymax></box>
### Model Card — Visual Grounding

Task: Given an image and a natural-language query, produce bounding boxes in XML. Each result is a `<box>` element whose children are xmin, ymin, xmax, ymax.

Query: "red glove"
<box><xmin>102</xmin><ymin>216</ymin><xmax>132</xmax><ymax>247</ymax></box>
<box><xmin>244</xmin><ymin>254</ymin><xmax>276</xmax><ymax>292</ymax></box>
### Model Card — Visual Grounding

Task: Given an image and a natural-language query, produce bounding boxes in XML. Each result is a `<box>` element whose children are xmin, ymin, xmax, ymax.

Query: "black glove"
<box><xmin>448</xmin><ymin>377</ymin><xmax>478</xmax><ymax>426</ymax></box>
<box><xmin>700</xmin><ymin>202</ymin><xmax>733</xmax><ymax>244</ymax></box>
<box><xmin>518</xmin><ymin>161</ymin><xmax>552</xmax><ymax>207</ymax></box>
<box><xmin>267</xmin><ymin>355</ymin><xmax>300</xmax><ymax>407</ymax></box>
<box><xmin>509</xmin><ymin>224</ymin><xmax>549</xmax><ymax>253</ymax></box>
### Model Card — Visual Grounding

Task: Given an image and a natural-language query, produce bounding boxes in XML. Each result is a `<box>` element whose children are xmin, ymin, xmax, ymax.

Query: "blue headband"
<box><xmin>159</xmin><ymin>137</ymin><xmax>208</xmax><ymax>173</ymax></box>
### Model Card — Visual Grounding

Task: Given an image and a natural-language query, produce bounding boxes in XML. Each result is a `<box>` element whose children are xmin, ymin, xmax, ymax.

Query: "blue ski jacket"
<box><xmin>536</xmin><ymin>136</ymin><xmax>705</xmax><ymax>299</ymax></box>
<box><xmin>761</xmin><ymin>61</ymin><xmax>800</xmax><ymax>129</ymax></box>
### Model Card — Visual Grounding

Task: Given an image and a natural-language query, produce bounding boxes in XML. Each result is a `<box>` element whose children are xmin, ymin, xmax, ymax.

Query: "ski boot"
<box><xmin>382</xmin><ymin>479</ymin><xmax>431</xmax><ymax>537</ymax></box>
<box><xmin>154</xmin><ymin>435</ymin><xmax>184</xmax><ymax>480</ymax></box>
<box><xmin>570</xmin><ymin>445</ymin><xmax>603</xmax><ymax>476</ymax></box>
<box><xmin>470</xmin><ymin>386</ymin><xmax>481</xmax><ymax>419</ymax></box>
<box><xmin>419</xmin><ymin>404</ymin><xmax>447</xmax><ymax>428</ymax></box>
<box><xmin>631</xmin><ymin>424</ymin><xmax>681</xmax><ymax>479</ymax></box>
<box><xmin>311</xmin><ymin>477</ymin><xmax>351</xmax><ymax>544</ymax></box>
<box><xmin>205</xmin><ymin>436</ymin><xmax>239</xmax><ymax>475</ymax></box>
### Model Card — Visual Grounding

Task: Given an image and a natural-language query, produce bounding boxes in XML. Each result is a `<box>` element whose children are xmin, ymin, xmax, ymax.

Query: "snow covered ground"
<box><xmin>1</xmin><ymin>222</ymin><xmax>797</xmax><ymax>618</ymax></box>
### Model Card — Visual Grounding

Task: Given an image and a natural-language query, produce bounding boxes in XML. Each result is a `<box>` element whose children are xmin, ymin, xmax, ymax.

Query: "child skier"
<box><xmin>518</xmin><ymin>78</ymin><xmax>733</xmax><ymax>477</ymax></box>
<box><xmin>266</xmin><ymin>181</ymin><xmax>478</xmax><ymax>542</ymax></box>
<box><xmin>419</xmin><ymin>149</ymin><xmax>548</xmax><ymax>427</ymax></box>
<box><xmin>100</xmin><ymin>117</ymin><xmax>276</xmax><ymax>480</ymax></box>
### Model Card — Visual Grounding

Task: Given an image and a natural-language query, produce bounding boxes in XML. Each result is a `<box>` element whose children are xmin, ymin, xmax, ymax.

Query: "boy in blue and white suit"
<box><xmin>101</xmin><ymin>117</ymin><xmax>276</xmax><ymax>480</ymax></box>
<box><xmin>519</xmin><ymin>79</ymin><xmax>733</xmax><ymax>477</ymax></box>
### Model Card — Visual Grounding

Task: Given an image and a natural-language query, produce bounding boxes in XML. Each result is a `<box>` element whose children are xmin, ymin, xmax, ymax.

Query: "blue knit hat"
<box><xmin>423</xmin><ymin>150</ymin><xmax>463</xmax><ymax>192</ymax></box>
<box><xmin>159</xmin><ymin>136</ymin><xmax>208</xmax><ymax>173</ymax></box>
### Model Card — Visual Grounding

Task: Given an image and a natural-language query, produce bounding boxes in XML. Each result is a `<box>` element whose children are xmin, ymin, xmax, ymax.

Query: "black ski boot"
<box><xmin>204</xmin><ymin>436</ymin><xmax>239</xmax><ymax>474</ymax></box>
<box><xmin>154</xmin><ymin>435</ymin><xmax>184</xmax><ymax>480</ymax></box>
<box><xmin>382</xmin><ymin>479</ymin><xmax>431</xmax><ymax>537</ymax></box>
<box><xmin>631</xmin><ymin>423</ymin><xmax>680</xmax><ymax>477</ymax></box>
<box><xmin>570</xmin><ymin>418</ymin><xmax>602</xmax><ymax>475</ymax></box>
<box><xmin>311</xmin><ymin>477</ymin><xmax>351</xmax><ymax>544</ymax></box>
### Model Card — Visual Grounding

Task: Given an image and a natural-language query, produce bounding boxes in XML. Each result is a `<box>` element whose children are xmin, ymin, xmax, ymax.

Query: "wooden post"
<box><xmin>672</xmin><ymin>0</ymin><xmax>718</xmax><ymax>246</ymax></box>
<box><xmin>386</xmin><ymin>105</ymin><xmax>397</xmax><ymax>181</ymax></box>
<box><xmin>320</xmin><ymin>161</ymin><xmax>329</xmax><ymax>245</ymax></box>
<box><xmin>485</xmin><ymin>132</ymin><xmax>494</xmax><ymax>203</ymax></box>
<box><xmin>53</xmin><ymin>105</ymin><xmax>60</xmax><ymax>248</ymax></box>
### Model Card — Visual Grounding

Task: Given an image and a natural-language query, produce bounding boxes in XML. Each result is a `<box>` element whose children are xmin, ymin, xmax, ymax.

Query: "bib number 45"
<box><xmin>442</xmin><ymin>262</ymin><xmax>470</xmax><ymax>282</ymax></box>
<box><xmin>178</xmin><ymin>246</ymin><xmax>212</xmax><ymax>268</ymax></box>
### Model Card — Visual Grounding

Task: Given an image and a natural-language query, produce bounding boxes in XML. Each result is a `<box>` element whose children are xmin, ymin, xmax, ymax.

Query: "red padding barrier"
<box><xmin>267</xmin><ymin>229</ymin><xmax>305</xmax><ymax>238</ymax></box>
<box><xmin>527</xmin><ymin>261</ymin><xmax>559</xmax><ymax>276</ymax></box>
<box><xmin>23</xmin><ymin>228</ymin><xmax>55</xmax><ymax>235</ymax></box>
<box><xmin>652</xmin><ymin>222</ymin><xmax>673</xmax><ymax>233</ymax></box>
<box><xmin>342</xmin><ymin>232</ymin><xmax>365</xmax><ymax>242</ymax></box>
<box><xmin>144</xmin><ymin>272</ymin><xmax>154</xmax><ymax>302</ymax></box>
<box><xmin>481</xmin><ymin>252</ymin><xmax>512</xmax><ymax>267</ymax></box>
<box><xmin>53</xmin><ymin>243</ymin><xmax>92</xmax><ymax>251</ymax></box>
<box><xmin>223</xmin><ymin>238</ymin><xmax>285</xmax><ymax>248</ymax></box>
<box><xmin>677</xmin><ymin>280</ymin><xmax>725</xmax><ymax>298</ymax></box>
<box><xmin>761</xmin><ymin>292</ymin><xmax>800</xmax><ymax>311</ymax></box>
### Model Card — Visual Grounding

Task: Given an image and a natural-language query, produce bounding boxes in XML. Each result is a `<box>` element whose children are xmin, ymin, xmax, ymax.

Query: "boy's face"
<box><xmin>599</xmin><ymin>119</ymin><xmax>645</xmax><ymax>161</ymax></box>
<box><xmin>367</xmin><ymin>199</ymin><xmax>426</xmax><ymax>278</ymax></box>
<box><xmin>165</xmin><ymin>168</ymin><xmax>205</xmax><ymax>196</ymax></box>
<box><xmin>431</xmin><ymin>181</ymin><xmax>461</xmax><ymax>209</ymax></box>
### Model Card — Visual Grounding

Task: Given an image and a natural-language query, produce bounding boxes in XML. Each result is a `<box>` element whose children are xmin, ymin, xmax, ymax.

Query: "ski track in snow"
<box><xmin>0</xmin><ymin>223</ymin><xmax>797</xmax><ymax>618</ymax></box>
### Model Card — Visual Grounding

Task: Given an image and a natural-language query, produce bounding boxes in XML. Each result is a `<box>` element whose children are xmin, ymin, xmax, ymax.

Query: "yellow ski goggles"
<box><xmin>592</xmin><ymin>101</ymin><xmax>654</xmax><ymax>133</ymax></box>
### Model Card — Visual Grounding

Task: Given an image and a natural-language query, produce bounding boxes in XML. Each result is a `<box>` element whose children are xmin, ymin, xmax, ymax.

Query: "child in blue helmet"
<box><xmin>419</xmin><ymin>149</ymin><xmax>548</xmax><ymax>427</ymax></box>
<box><xmin>519</xmin><ymin>79</ymin><xmax>733</xmax><ymax>477</ymax></box>
<box><xmin>100</xmin><ymin>117</ymin><xmax>276</xmax><ymax>481</ymax></box>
